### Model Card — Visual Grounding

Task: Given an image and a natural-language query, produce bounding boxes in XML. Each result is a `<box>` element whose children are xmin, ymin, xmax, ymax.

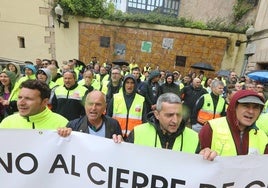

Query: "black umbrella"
<box><xmin>112</xmin><ymin>59</ymin><xmax>129</xmax><ymax>66</ymax></box>
<box><xmin>191</xmin><ymin>62</ymin><xmax>215</xmax><ymax>71</ymax></box>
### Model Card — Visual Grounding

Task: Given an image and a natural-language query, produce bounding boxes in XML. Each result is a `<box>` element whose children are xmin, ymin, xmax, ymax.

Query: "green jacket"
<box><xmin>134</xmin><ymin>122</ymin><xmax>199</xmax><ymax>153</ymax></box>
<box><xmin>0</xmin><ymin>107</ymin><xmax>68</xmax><ymax>129</ymax></box>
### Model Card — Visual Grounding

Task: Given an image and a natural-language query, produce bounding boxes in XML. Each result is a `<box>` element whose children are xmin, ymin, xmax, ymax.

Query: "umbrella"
<box><xmin>191</xmin><ymin>62</ymin><xmax>215</xmax><ymax>71</ymax></box>
<box><xmin>216</xmin><ymin>70</ymin><xmax>230</xmax><ymax>77</ymax></box>
<box><xmin>112</xmin><ymin>59</ymin><xmax>129</xmax><ymax>66</ymax></box>
<box><xmin>246</xmin><ymin>70</ymin><xmax>268</xmax><ymax>83</ymax></box>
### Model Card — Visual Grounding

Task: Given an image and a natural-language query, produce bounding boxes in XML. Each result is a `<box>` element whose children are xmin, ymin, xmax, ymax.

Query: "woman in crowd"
<box><xmin>204</xmin><ymin>77</ymin><xmax>213</xmax><ymax>93</ymax></box>
<box><xmin>6</xmin><ymin>62</ymin><xmax>22</xmax><ymax>81</ymax></box>
<box><xmin>0</xmin><ymin>71</ymin><xmax>16</xmax><ymax>121</ymax></box>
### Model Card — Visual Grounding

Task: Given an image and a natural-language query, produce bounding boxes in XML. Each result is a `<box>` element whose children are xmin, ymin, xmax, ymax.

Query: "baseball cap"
<box><xmin>237</xmin><ymin>96</ymin><xmax>264</xmax><ymax>105</ymax></box>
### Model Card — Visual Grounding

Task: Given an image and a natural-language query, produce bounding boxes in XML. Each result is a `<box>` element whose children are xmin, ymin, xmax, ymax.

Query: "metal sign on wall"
<box><xmin>141</xmin><ymin>41</ymin><xmax>152</xmax><ymax>53</ymax></box>
<box><xmin>162</xmin><ymin>38</ymin><xmax>174</xmax><ymax>49</ymax></box>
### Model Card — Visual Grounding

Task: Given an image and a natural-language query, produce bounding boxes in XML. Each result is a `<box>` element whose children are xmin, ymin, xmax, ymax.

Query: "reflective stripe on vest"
<box><xmin>54</xmin><ymin>85</ymin><xmax>87</xmax><ymax>101</ymax></box>
<box><xmin>197</xmin><ymin>94</ymin><xmax>225</xmax><ymax>124</ymax></box>
<box><xmin>134</xmin><ymin>123</ymin><xmax>199</xmax><ymax>153</ymax></box>
<box><xmin>113</xmin><ymin>93</ymin><xmax>144</xmax><ymax>137</ymax></box>
<box><xmin>210</xmin><ymin>117</ymin><xmax>268</xmax><ymax>156</ymax></box>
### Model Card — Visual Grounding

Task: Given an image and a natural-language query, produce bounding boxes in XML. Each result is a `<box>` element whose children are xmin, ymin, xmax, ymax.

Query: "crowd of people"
<box><xmin>0</xmin><ymin>56</ymin><xmax>267</xmax><ymax>159</ymax></box>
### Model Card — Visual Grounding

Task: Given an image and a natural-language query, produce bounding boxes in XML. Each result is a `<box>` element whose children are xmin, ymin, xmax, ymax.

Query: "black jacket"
<box><xmin>67</xmin><ymin>115</ymin><xmax>122</xmax><ymax>138</ymax></box>
<box><xmin>180</xmin><ymin>85</ymin><xmax>208</xmax><ymax>112</ymax></box>
<box><xmin>51</xmin><ymin>83</ymin><xmax>87</xmax><ymax>121</ymax></box>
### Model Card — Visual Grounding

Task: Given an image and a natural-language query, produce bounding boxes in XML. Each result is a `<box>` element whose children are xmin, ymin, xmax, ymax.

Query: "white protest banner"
<box><xmin>0</xmin><ymin>129</ymin><xmax>268</xmax><ymax>188</ymax></box>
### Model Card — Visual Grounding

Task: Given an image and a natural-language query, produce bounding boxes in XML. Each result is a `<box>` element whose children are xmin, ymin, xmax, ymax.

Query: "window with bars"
<box><xmin>127</xmin><ymin>0</ymin><xmax>180</xmax><ymax>16</ymax></box>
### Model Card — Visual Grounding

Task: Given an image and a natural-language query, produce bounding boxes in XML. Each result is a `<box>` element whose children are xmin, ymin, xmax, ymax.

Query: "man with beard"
<box><xmin>159</xmin><ymin>73</ymin><xmax>180</xmax><ymax>96</ymax></box>
<box><xmin>226</xmin><ymin>71</ymin><xmax>238</xmax><ymax>85</ymax></box>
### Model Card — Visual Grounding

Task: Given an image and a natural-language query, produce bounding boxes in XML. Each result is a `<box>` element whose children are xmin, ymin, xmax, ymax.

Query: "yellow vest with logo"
<box><xmin>210</xmin><ymin>117</ymin><xmax>268</xmax><ymax>156</ymax></box>
<box><xmin>197</xmin><ymin>94</ymin><xmax>225</xmax><ymax>124</ymax></box>
<box><xmin>134</xmin><ymin>123</ymin><xmax>199</xmax><ymax>153</ymax></box>
<box><xmin>113</xmin><ymin>93</ymin><xmax>144</xmax><ymax>137</ymax></box>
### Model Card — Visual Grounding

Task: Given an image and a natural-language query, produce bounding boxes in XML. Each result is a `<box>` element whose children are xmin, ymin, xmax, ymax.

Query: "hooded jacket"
<box><xmin>199</xmin><ymin>90</ymin><xmax>268</xmax><ymax>155</ymax></box>
<box><xmin>107</xmin><ymin>74</ymin><xmax>142</xmax><ymax>114</ymax></box>
<box><xmin>22</xmin><ymin>64</ymin><xmax>37</xmax><ymax>76</ymax></box>
<box><xmin>159</xmin><ymin>73</ymin><xmax>180</xmax><ymax>96</ymax></box>
<box><xmin>126</xmin><ymin>111</ymin><xmax>199</xmax><ymax>153</ymax></box>
<box><xmin>107</xmin><ymin>74</ymin><xmax>147</xmax><ymax>138</ymax></box>
<box><xmin>36</xmin><ymin>68</ymin><xmax>58</xmax><ymax>89</ymax></box>
<box><xmin>15</xmin><ymin>64</ymin><xmax>37</xmax><ymax>87</ymax></box>
<box><xmin>6</xmin><ymin>62</ymin><xmax>22</xmax><ymax>81</ymax></box>
<box><xmin>36</xmin><ymin>68</ymin><xmax>52</xmax><ymax>85</ymax></box>
<box><xmin>139</xmin><ymin>70</ymin><xmax>161</xmax><ymax>113</ymax></box>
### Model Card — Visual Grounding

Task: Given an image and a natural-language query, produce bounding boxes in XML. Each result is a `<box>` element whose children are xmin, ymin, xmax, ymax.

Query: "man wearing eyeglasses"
<box><xmin>102</xmin><ymin>66</ymin><xmax>123</xmax><ymax>105</ymax></box>
<box><xmin>41</xmin><ymin>59</ymin><xmax>51</xmax><ymax>68</ymax></box>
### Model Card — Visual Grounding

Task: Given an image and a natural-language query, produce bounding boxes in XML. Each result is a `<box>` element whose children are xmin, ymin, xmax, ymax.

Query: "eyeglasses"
<box><xmin>257</xmin><ymin>86</ymin><xmax>264</xmax><ymax>89</ymax></box>
<box><xmin>42</xmin><ymin>63</ymin><xmax>48</xmax><ymax>66</ymax></box>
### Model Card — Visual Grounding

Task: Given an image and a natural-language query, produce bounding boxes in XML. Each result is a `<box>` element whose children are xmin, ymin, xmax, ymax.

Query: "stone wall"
<box><xmin>179</xmin><ymin>0</ymin><xmax>235</xmax><ymax>23</ymax></box>
<box><xmin>79</xmin><ymin>22</ymin><xmax>228</xmax><ymax>77</ymax></box>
